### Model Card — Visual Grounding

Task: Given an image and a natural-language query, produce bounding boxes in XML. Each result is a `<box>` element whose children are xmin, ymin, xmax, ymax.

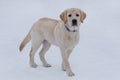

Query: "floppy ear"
<box><xmin>60</xmin><ymin>10</ymin><xmax>67</xmax><ymax>23</ymax></box>
<box><xmin>79</xmin><ymin>10</ymin><xmax>86</xmax><ymax>23</ymax></box>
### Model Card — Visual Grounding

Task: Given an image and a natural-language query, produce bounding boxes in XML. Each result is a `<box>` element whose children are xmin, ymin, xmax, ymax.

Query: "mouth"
<box><xmin>72</xmin><ymin>19</ymin><xmax>78</xmax><ymax>26</ymax></box>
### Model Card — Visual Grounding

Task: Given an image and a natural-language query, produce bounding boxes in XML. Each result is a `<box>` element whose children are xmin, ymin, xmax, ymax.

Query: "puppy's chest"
<box><xmin>64</xmin><ymin>34</ymin><xmax>79</xmax><ymax>48</ymax></box>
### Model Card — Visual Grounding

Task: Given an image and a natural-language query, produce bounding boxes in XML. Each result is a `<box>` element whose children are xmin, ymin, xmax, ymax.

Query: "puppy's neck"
<box><xmin>64</xmin><ymin>24</ymin><xmax>79</xmax><ymax>38</ymax></box>
<box><xmin>65</xmin><ymin>24</ymin><xmax>78</xmax><ymax>33</ymax></box>
<box><xmin>64</xmin><ymin>24</ymin><xmax>79</xmax><ymax>33</ymax></box>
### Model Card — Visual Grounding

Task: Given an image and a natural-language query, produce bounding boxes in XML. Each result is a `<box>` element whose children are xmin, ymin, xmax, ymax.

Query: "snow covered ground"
<box><xmin>0</xmin><ymin>0</ymin><xmax>120</xmax><ymax>80</ymax></box>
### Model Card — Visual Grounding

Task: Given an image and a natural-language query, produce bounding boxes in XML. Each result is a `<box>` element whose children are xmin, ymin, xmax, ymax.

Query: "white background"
<box><xmin>0</xmin><ymin>0</ymin><xmax>120</xmax><ymax>80</ymax></box>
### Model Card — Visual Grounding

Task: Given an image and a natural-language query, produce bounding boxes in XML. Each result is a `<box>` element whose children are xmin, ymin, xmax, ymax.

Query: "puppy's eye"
<box><xmin>68</xmin><ymin>14</ymin><xmax>72</xmax><ymax>17</ymax></box>
<box><xmin>76</xmin><ymin>14</ymin><xmax>79</xmax><ymax>17</ymax></box>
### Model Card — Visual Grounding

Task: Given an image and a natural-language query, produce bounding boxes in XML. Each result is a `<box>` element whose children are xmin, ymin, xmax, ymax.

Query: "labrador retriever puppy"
<box><xmin>19</xmin><ymin>8</ymin><xmax>86</xmax><ymax>76</ymax></box>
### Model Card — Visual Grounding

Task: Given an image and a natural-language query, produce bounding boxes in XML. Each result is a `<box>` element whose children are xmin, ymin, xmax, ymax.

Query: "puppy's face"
<box><xmin>60</xmin><ymin>8</ymin><xmax>86</xmax><ymax>27</ymax></box>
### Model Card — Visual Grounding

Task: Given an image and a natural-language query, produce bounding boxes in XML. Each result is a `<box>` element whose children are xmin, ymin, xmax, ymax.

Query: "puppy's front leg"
<box><xmin>60</xmin><ymin>48</ymin><xmax>74</xmax><ymax>76</ymax></box>
<box><xmin>62</xmin><ymin>49</ymin><xmax>72</xmax><ymax>71</ymax></box>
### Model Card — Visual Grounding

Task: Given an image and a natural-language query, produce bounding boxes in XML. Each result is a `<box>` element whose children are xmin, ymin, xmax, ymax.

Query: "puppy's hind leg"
<box><xmin>30</xmin><ymin>34</ymin><xmax>44</xmax><ymax>68</ymax></box>
<box><xmin>30</xmin><ymin>47</ymin><xmax>38</xmax><ymax>68</ymax></box>
<box><xmin>39</xmin><ymin>40</ymin><xmax>51</xmax><ymax>67</ymax></box>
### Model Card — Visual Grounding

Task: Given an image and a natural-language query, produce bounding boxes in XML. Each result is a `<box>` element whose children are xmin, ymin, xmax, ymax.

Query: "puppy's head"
<box><xmin>60</xmin><ymin>8</ymin><xmax>86</xmax><ymax>27</ymax></box>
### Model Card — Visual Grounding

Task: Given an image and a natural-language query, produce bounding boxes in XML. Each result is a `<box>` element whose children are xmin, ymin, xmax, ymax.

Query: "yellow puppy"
<box><xmin>19</xmin><ymin>8</ymin><xmax>86</xmax><ymax>76</ymax></box>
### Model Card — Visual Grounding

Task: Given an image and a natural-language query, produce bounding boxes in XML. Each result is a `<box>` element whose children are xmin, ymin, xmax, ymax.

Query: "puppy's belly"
<box><xmin>44</xmin><ymin>35</ymin><xmax>59</xmax><ymax>46</ymax></box>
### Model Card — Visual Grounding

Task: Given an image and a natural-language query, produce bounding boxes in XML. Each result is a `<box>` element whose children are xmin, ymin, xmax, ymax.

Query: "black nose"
<box><xmin>72</xmin><ymin>19</ymin><xmax>77</xmax><ymax>26</ymax></box>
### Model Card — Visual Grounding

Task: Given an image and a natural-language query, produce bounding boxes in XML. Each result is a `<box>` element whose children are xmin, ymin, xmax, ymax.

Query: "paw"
<box><xmin>62</xmin><ymin>68</ymin><xmax>66</xmax><ymax>71</ymax></box>
<box><xmin>62</xmin><ymin>66</ymin><xmax>66</xmax><ymax>71</ymax></box>
<box><xmin>43</xmin><ymin>63</ymin><xmax>51</xmax><ymax>67</ymax></box>
<box><xmin>61</xmin><ymin>63</ymin><xmax>66</xmax><ymax>71</ymax></box>
<box><xmin>67</xmin><ymin>72</ymin><xmax>75</xmax><ymax>77</ymax></box>
<box><xmin>30</xmin><ymin>63</ymin><xmax>38</xmax><ymax>68</ymax></box>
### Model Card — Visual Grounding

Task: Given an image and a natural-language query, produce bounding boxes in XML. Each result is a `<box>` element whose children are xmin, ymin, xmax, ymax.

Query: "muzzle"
<box><xmin>72</xmin><ymin>19</ymin><xmax>77</xmax><ymax>26</ymax></box>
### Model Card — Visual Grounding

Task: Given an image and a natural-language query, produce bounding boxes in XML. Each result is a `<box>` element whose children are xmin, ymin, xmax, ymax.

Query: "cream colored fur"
<box><xmin>19</xmin><ymin>8</ymin><xmax>86</xmax><ymax>76</ymax></box>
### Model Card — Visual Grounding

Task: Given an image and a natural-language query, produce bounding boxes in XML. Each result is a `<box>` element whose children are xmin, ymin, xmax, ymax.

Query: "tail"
<box><xmin>19</xmin><ymin>32</ymin><xmax>31</xmax><ymax>52</ymax></box>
